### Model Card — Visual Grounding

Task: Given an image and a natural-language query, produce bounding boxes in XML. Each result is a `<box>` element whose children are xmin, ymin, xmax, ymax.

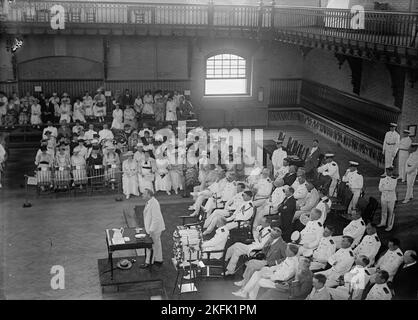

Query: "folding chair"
<box><xmin>54</xmin><ymin>166</ymin><xmax>71</xmax><ymax>194</ymax></box>
<box><xmin>36</xmin><ymin>167</ymin><xmax>53</xmax><ymax>195</ymax></box>
<box><xmin>72</xmin><ymin>165</ymin><xmax>88</xmax><ymax>196</ymax></box>
<box><xmin>89</xmin><ymin>164</ymin><xmax>105</xmax><ymax>194</ymax></box>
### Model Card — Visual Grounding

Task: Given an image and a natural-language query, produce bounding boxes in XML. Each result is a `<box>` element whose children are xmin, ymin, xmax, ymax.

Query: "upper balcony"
<box><xmin>1</xmin><ymin>1</ymin><xmax>418</xmax><ymax>67</ymax></box>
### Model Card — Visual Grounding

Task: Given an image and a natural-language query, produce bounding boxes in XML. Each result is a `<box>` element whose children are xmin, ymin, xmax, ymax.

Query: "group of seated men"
<box><xmin>183</xmin><ymin>148</ymin><xmax>417</xmax><ymax>300</ymax></box>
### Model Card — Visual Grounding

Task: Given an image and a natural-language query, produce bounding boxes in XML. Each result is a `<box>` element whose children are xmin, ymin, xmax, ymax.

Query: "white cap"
<box><xmin>403</xmin><ymin>129</ymin><xmax>411</xmax><ymax>134</ymax></box>
<box><xmin>349</xmin><ymin>161</ymin><xmax>359</xmax><ymax>166</ymax></box>
<box><xmin>389</xmin><ymin>122</ymin><xmax>398</xmax><ymax>127</ymax></box>
<box><xmin>290</xmin><ymin>231</ymin><xmax>300</xmax><ymax>242</ymax></box>
<box><xmin>325</xmin><ymin>153</ymin><xmax>334</xmax><ymax>157</ymax></box>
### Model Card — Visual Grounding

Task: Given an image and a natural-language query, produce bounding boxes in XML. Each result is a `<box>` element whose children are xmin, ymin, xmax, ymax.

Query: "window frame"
<box><xmin>203</xmin><ymin>51</ymin><xmax>251</xmax><ymax>97</ymax></box>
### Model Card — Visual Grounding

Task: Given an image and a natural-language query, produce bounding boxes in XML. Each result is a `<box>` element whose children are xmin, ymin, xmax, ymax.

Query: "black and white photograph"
<box><xmin>0</xmin><ymin>0</ymin><xmax>418</xmax><ymax>305</ymax></box>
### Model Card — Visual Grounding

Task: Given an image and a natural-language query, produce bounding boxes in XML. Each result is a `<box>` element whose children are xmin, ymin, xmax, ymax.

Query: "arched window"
<box><xmin>205</xmin><ymin>53</ymin><xmax>249</xmax><ymax>96</ymax></box>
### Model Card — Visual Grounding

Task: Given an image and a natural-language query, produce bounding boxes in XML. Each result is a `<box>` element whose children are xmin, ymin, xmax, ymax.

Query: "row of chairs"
<box><xmin>34</xmin><ymin>164</ymin><xmax>121</xmax><ymax>196</ymax></box>
<box><xmin>277</xmin><ymin>131</ymin><xmax>310</xmax><ymax>161</ymax></box>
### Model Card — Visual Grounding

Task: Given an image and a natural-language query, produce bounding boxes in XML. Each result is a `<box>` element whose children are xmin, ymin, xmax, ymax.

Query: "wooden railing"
<box><xmin>269</xmin><ymin>78</ymin><xmax>301</xmax><ymax>107</ymax></box>
<box><xmin>17</xmin><ymin>79</ymin><xmax>191</xmax><ymax>97</ymax></box>
<box><xmin>300</xmin><ymin>79</ymin><xmax>400</xmax><ymax>141</ymax></box>
<box><xmin>4</xmin><ymin>2</ymin><xmax>418</xmax><ymax>48</ymax></box>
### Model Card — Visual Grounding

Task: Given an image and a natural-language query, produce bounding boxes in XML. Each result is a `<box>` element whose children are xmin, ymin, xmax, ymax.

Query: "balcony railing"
<box><xmin>3</xmin><ymin>1</ymin><xmax>418</xmax><ymax>49</ymax></box>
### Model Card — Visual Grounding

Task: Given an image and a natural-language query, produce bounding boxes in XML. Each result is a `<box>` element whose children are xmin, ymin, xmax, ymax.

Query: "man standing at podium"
<box><xmin>141</xmin><ymin>188</ymin><xmax>166</xmax><ymax>268</ymax></box>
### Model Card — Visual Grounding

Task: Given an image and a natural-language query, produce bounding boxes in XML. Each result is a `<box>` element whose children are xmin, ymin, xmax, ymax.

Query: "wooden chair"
<box><xmin>200</xmin><ymin>247</ymin><xmax>228</xmax><ymax>278</ymax></box>
<box><xmin>228</xmin><ymin>207</ymin><xmax>257</xmax><ymax>245</ymax></box>
<box><xmin>88</xmin><ymin>164</ymin><xmax>106</xmax><ymax>194</ymax></box>
<box><xmin>361</xmin><ymin>197</ymin><xmax>379</xmax><ymax>224</ymax></box>
<box><xmin>330</xmin><ymin>187</ymin><xmax>353</xmax><ymax>216</ymax></box>
<box><xmin>179</xmin><ymin>207</ymin><xmax>207</xmax><ymax>229</ymax></box>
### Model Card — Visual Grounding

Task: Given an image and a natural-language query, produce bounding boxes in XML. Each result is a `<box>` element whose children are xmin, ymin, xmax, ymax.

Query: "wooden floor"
<box><xmin>0</xmin><ymin>125</ymin><xmax>417</xmax><ymax>300</ymax></box>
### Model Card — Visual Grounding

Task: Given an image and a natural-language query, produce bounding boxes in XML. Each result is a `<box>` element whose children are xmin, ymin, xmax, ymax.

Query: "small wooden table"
<box><xmin>105</xmin><ymin>227</ymin><xmax>153</xmax><ymax>280</ymax></box>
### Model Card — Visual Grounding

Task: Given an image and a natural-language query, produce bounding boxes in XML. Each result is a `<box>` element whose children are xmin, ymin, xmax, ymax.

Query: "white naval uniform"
<box><xmin>257</xmin><ymin>185</ymin><xmax>288</xmax><ymax>219</ymax></box>
<box><xmin>310</xmin><ymin>236</ymin><xmax>336</xmax><ymax>271</ymax></box>
<box><xmin>204</xmin><ymin>192</ymin><xmax>244</xmax><ymax>232</ymax></box>
<box><xmin>293</xmin><ymin>182</ymin><xmax>309</xmax><ymax>207</ymax></box>
<box><xmin>378</xmin><ymin>175</ymin><xmax>397</xmax><ymax>228</ymax></box>
<box><xmin>300</xmin><ymin>196</ymin><xmax>331</xmax><ymax>226</ymax></box>
<box><xmin>275</xmin><ymin>165</ymin><xmax>289</xmax><ymax>180</ymax></box>
<box><xmin>204</xmin><ymin>180</ymin><xmax>236</xmax><ymax>213</ymax></box>
<box><xmin>99</xmin><ymin>129</ymin><xmax>114</xmax><ymax>142</ymax></box>
<box><xmin>225</xmin><ymin>226</ymin><xmax>272</xmax><ymax>273</ymax></box>
<box><xmin>242</xmin><ymin>256</ymin><xmax>299</xmax><ymax>300</ymax></box>
<box><xmin>365</xmin><ymin>283</ymin><xmax>392</xmax><ymax>300</ymax></box>
<box><xmin>353</xmin><ymin>234</ymin><xmax>381</xmax><ymax>265</ymax></box>
<box><xmin>345</xmin><ymin>170</ymin><xmax>363</xmax><ymax>213</ymax></box>
<box><xmin>272</xmin><ymin>147</ymin><xmax>287</xmax><ymax>176</ymax></box>
<box><xmin>317</xmin><ymin>160</ymin><xmax>340</xmax><ymax>196</ymax></box>
<box><xmin>202</xmin><ymin>227</ymin><xmax>230</xmax><ymax>260</ymax></box>
<box><xmin>404</xmin><ymin>150</ymin><xmax>418</xmax><ymax>201</ymax></box>
<box><xmin>317</xmin><ymin>247</ymin><xmax>355</xmax><ymax>287</ymax></box>
<box><xmin>383</xmin><ymin>130</ymin><xmax>400</xmax><ymax>169</ymax></box>
<box><xmin>299</xmin><ymin>220</ymin><xmax>324</xmax><ymax>250</ymax></box>
<box><xmin>333</xmin><ymin>217</ymin><xmax>366</xmax><ymax>248</ymax></box>
<box><xmin>327</xmin><ymin>265</ymin><xmax>371</xmax><ymax>300</ymax></box>
<box><xmin>225</xmin><ymin>201</ymin><xmax>254</xmax><ymax>231</ymax></box>
<box><xmin>398</xmin><ymin>136</ymin><xmax>412</xmax><ymax>182</ymax></box>
<box><xmin>371</xmin><ymin>248</ymin><xmax>403</xmax><ymax>281</ymax></box>
<box><xmin>253</xmin><ymin>177</ymin><xmax>273</xmax><ymax>207</ymax></box>
<box><xmin>293</xmin><ymin>188</ymin><xmax>320</xmax><ymax>222</ymax></box>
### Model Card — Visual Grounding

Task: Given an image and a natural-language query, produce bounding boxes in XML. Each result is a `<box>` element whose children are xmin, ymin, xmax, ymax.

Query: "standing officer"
<box><xmin>402</xmin><ymin>142</ymin><xmax>418</xmax><ymax>204</ymax></box>
<box><xmin>382</xmin><ymin>123</ymin><xmax>400</xmax><ymax>171</ymax></box>
<box><xmin>398</xmin><ymin>130</ymin><xmax>412</xmax><ymax>183</ymax></box>
<box><xmin>343</xmin><ymin>161</ymin><xmax>363</xmax><ymax>214</ymax></box>
<box><xmin>378</xmin><ymin>167</ymin><xmax>398</xmax><ymax>231</ymax></box>
<box><xmin>317</xmin><ymin>153</ymin><xmax>340</xmax><ymax>197</ymax></box>
<box><xmin>271</xmin><ymin>140</ymin><xmax>287</xmax><ymax>178</ymax></box>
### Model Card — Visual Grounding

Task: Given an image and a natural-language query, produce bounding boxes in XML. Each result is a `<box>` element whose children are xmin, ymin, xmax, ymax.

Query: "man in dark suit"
<box><xmin>392</xmin><ymin>250</ymin><xmax>418</xmax><ymax>300</ymax></box>
<box><xmin>304</xmin><ymin>140</ymin><xmax>322</xmax><ymax>180</ymax></box>
<box><xmin>233</xmin><ymin>227</ymin><xmax>287</xmax><ymax>287</ymax></box>
<box><xmin>278</xmin><ymin>187</ymin><xmax>297</xmax><ymax>242</ymax></box>
<box><xmin>283</xmin><ymin>165</ymin><xmax>297</xmax><ymax>187</ymax></box>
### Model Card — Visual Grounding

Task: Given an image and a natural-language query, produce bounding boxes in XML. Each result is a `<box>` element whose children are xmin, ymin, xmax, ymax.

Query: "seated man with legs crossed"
<box><xmin>309</xmin><ymin>225</ymin><xmax>337</xmax><ymax>271</ymax></box>
<box><xmin>224</xmin><ymin>216</ymin><xmax>272</xmax><ymax>276</ymax></box>
<box><xmin>203</xmin><ymin>182</ymin><xmax>246</xmax><ymax>234</ymax></box>
<box><xmin>232</xmin><ymin>243</ymin><xmax>299</xmax><ymax>300</ymax></box>
<box><xmin>292</xmin><ymin>209</ymin><xmax>325</xmax><ymax>255</ymax></box>
<box><xmin>203</xmin><ymin>190</ymin><xmax>254</xmax><ymax>235</ymax></box>
<box><xmin>232</xmin><ymin>226</ymin><xmax>287</xmax><ymax>288</ymax></box>
<box><xmin>315</xmin><ymin>235</ymin><xmax>355</xmax><ymax>288</ymax></box>
<box><xmin>202</xmin><ymin>171</ymin><xmax>237</xmax><ymax>217</ymax></box>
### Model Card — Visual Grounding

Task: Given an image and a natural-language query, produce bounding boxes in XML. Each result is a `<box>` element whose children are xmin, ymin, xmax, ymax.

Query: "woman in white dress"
<box><xmin>138</xmin><ymin>150</ymin><xmax>155</xmax><ymax>194</ymax></box>
<box><xmin>54</xmin><ymin>146</ymin><xmax>71</xmax><ymax>189</ymax></box>
<box><xmin>71</xmin><ymin>149</ymin><xmax>87</xmax><ymax>188</ymax></box>
<box><xmin>155</xmin><ymin>151</ymin><xmax>172</xmax><ymax>195</ymax></box>
<box><xmin>93</xmin><ymin>101</ymin><xmax>105</xmax><ymax>123</ymax></box>
<box><xmin>111</xmin><ymin>103</ymin><xmax>124</xmax><ymax>130</ymax></box>
<box><xmin>35</xmin><ymin>146</ymin><xmax>53</xmax><ymax>190</ymax></box>
<box><xmin>165</xmin><ymin>96</ymin><xmax>177</xmax><ymax>122</ymax></box>
<box><xmin>142</xmin><ymin>91</ymin><xmax>154</xmax><ymax>116</ymax></box>
<box><xmin>83</xmin><ymin>92</ymin><xmax>94</xmax><ymax>119</ymax></box>
<box><xmin>134</xmin><ymin>94</ymin><xmax>143</xmax><ymax>114</ymax></box>
<box><xmin>30</xmin><ymin>98</ymin><xmax>42</xmax><ymax>126</ymax></box>
<box><xmin>122</xmin><ymin>151</ymin><xmax>139</xmax><ymax>199</ymax></box>
<box><xmin>124</xmin><ymin>105</ymin><xmax>136</xmax><ymax>129</ymax></box>
<box><xmin>59</xmin><ymin>102</ymin><xmax>72</xmax><ymax>124</ymax></box>
<box><xmin>72</xmin><ymin>98</ymin><xmax>86</xmax><ymax>123</ymax></box>
<box><xmin>168</xmin><ymin>149</ymin><xmax>184</xmax><ymax>194</ymax></box>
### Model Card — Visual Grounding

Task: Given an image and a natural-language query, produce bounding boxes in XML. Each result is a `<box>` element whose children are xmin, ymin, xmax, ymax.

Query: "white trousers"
<box><xmin>398</xmin><ymin>151</ymin><xmax>409</xmax><ymax>182</ymax></box>
<box><xmin>146</xmin><ymin>231</ymin><xmax>162</xmax><ymax>264</ymax></box>
<box><xmin>329</xmin><ymin>178</ymin><xmax>338</xmax><ymax>197</ymax></box>
<box><xmin>384</xmin><ymin>148</ymin><xmax>397</xmax><ymax>169</ymax></box>
<box><xmin>405</xmin><ymin>170</ymin><xmax>418</xmax><ymax>200</ymax></box>
<box><xmin>242</xmin><ymin>267</ymin><xmax>275</xmax><ymax>299</ymax></box>
<box><xmin>348</xmin><ymin>188</ymin><xmax>361</xmax><ymax>212</ymax></box>
<box><xmin>225</xmin><ymin>242</ymin><xmax>252</xmax><ymax>272</ymax></box>
<box><xmin>380</xmin><ymin>199</ymin><xmax>395</xmax><ymax>228</ymax></box>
